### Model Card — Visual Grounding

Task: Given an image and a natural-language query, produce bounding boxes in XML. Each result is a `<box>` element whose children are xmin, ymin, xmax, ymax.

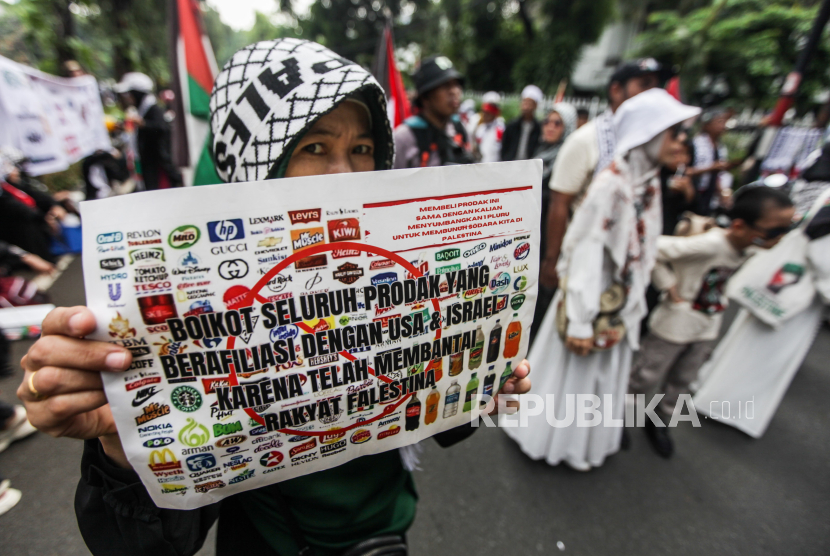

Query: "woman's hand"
<box><xmin>565</xmin><ymin>336</ymin><xmax>593</xmax><ymax>357</ymax></box>
<box><xmin>486</xmin><ymin>359</ymin><xmax>531</xmax><ymax>415</ymax></box>
<box><xmin>17</xmin><ymin>306</ymin><xmax>134</xmax><ymax>469</ymax></box>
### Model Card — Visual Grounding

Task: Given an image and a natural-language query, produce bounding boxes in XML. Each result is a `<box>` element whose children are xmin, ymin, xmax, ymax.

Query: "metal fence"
<box><xmin>465</xmin><ymin>91</ymin><xmax>818</xmax><ymax>129</ymax></box>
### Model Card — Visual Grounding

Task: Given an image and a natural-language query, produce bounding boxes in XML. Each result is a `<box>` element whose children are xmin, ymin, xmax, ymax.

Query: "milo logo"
<box><xmin>435</xmin><ymin>248</ymin><xmax>460</xmax><ymax>262</ymax></box>
<box><xmin>168</xmin><ymin>225</ymin><xmax>201</xmax><ymax>249</ymax></box>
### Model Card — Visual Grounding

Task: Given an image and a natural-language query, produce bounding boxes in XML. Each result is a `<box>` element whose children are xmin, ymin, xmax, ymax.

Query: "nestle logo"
<box><xmin>288</xmin><ymin>208</ymin><xmax>321</xmax><ymax>225</ymax></box>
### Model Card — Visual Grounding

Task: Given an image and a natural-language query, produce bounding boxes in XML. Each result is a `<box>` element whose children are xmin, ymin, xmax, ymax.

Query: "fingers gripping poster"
<box><xmin>82</xmin><ymin>160</ymin><xmax>541</xmax><ymax>509</ymax></box>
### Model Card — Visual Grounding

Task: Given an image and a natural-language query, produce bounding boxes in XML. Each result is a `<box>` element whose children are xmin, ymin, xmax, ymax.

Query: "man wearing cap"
<box><xmin>472</xmin><ymin>92</ymin><xmax>506</xmax><ymax>163</ymax></box>
<box><xmin>501</xmin><ymin>85</ymin><xmax>543</xmax><ymax>162</ymax></box>
<box><xmin>687</xmin><ymin>107</ymin><xmax>733</xmax><ymax>215</ymax></box>
<box><xmin>538</xmin><ymin>59</ymin><xmax>664</xmax><ymax>300</ymax></box>
<box><xmin>113</xmin><ymin>72</ymin><xmax>182</xmax><ymax>190</ymax></box>
<box><xmin>393</xmin><ymin>56</ymin><xmax>475</xmax><ymax>168</ymax></box>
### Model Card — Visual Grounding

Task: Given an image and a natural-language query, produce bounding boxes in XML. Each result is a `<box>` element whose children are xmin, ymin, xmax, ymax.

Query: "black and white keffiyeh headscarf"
<box><xmin>210</xmin><ymin>38</ymin><xmax>394</xmax><ymax>183</ymax></box>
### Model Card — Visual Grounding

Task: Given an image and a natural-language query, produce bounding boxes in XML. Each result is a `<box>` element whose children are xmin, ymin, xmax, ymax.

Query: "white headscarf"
<box><xmin>559</xmin><ymin>89</ymin><xmax>700</xmax><ymax>347</ymax></box>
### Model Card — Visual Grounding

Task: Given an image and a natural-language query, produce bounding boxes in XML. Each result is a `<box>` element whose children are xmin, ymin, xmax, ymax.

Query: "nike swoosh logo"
<box><xmin>132</xmin><ymin>388</ymin><xmax>159</xmax><ymax>407</ymax></box>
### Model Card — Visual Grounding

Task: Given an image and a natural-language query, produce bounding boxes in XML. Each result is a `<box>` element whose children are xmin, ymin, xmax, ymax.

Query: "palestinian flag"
<box><xmin>372</xmin><ymin>23</ymin><xmax>411</xmax><ymax>128</ymax></box>
<box><xmin>168</xmin><ymin>0</ymin><xmax>220</xmax><ymax>185</ymax></box>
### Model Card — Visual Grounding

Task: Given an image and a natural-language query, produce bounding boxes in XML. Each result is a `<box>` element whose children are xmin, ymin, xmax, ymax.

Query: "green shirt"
<box><xmin>240</xmin><ymin>450</ymin><xmax>418</xmax><ymax>555</ymax></box>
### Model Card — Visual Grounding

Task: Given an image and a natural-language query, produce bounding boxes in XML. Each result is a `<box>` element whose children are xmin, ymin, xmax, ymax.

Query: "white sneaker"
<box><xmin>0</xmin><ymin>405</ymin><xmax>38</xmax><ymax>454</ymax></box>
<box><xmin>0</xmin><ymin>480</ymin><xmax>22</xmax><ymax>516</ymax></box>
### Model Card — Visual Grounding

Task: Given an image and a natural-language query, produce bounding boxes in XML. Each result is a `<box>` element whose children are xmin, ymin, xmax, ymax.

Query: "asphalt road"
<box><xmin>1</xmin><ymin>259</ymin><xmax>828</xmax><ymax>555</ymax></box>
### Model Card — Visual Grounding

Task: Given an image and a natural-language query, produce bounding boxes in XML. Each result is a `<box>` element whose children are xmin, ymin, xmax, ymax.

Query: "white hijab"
<box><xmin>559</xmin><ymin>90</ymin><xmax>700</xmax><ymax>346</ymax></box>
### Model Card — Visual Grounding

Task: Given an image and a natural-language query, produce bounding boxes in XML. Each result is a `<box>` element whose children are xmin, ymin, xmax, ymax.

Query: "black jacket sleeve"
<box><xmin>75</xmin><ymin>439</ymin><xmax>219</xmax><ymax>556</ymax></box>
<box><xmin>501</xmin><ymin>120</ymin><xmax>519</xmax><ymax>162</ymax></box>
<box><xmin>432</xmin><ymin>420</ymin><xmax>478</xmax><ymax>448</ymax></box>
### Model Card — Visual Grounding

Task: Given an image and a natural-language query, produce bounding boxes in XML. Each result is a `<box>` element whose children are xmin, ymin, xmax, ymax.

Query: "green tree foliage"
<box><xmin>1</xmin><ymin>0</ymin><xmax>620</xmax><ymax>95</ymax></box>
<box><xmin>0</xmin><ymin>0</ymin><xmax>170</xmax><ymax>83</ymax></box>
<box><xmin>297</xmin><ymin>0</ymin><xmax>616</xmax><ymax>94</ymax></box>
<box><xmin>299</xmin><ymin>0</ymin><xmax>436</xmax><ymax>68</ymax></box>
<box><xmin>635</xmin><ymin>0</ymin><xmax>830</xmax><ymax>108</ymax></box>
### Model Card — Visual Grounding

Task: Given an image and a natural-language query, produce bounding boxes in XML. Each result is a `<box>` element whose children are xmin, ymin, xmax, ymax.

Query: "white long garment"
<box><xmin>504</xmin><ymin>90</ymin><xmax>700</xmax><ymax>468</ymax></box>
<box><xmin>694</xmin><ymin>192</ymin><xmax>830</xmax><ymax>438</ymax></box>
<box><xmin>693</xmin><ymin>302</ymin><xmax>825</xmax><ymax>438</ymax></box>
<box><xmin>503</xmin><ymin>289</ymin><xmax>632</xmax><ymax>469</ymax></box>
<box><xmin>503</xmin><ymin>162</ymin><xmax>652</xmax><ymax>470</ymax></box>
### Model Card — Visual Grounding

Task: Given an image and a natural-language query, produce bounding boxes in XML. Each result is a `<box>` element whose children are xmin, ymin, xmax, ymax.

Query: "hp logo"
<box><xmin>208</xmin><ymin>219</ymin><xmax>245</xmax><ymax>242</ymax></box>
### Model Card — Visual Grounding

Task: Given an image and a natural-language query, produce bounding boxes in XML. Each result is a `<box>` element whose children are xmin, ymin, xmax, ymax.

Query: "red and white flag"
<box><xmin>372</xmin><ymin>23</ymin><xmax>411</xmax><ymax>128</ymax></box>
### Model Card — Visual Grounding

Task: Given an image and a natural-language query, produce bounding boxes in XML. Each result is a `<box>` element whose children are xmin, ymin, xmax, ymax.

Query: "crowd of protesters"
<box><xmin>0</xmin><ymin>62</ymin><xmax>184</xmax><ymax>515</ymax></box>
<box><xmin>0</xmin><ymin>39</ymin><xmax>827</xmax><ymax>556</ymax></box>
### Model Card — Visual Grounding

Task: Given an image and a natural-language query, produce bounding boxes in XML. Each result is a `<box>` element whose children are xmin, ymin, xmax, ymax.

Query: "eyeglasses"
<box><xmin>669</xmin><ymin>123</ymin><xmax>686</xmax><ymax>139</ymax></box>
<box><xmin>751</xmin><ymin>223</ymin><xmax>793</xmax><ymax>240</ymax></box>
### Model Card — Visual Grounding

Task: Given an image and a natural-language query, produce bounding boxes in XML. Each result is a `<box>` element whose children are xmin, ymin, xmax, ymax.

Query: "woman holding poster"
<box><xmin>15</xmin><ymin>40</ymin><xmax>531</xmax><ymax>555</ymax></box>
<box><xmin>505</xmin><ymin>90</ymin><xmax>699</xmax><ymax>471</ymax></box>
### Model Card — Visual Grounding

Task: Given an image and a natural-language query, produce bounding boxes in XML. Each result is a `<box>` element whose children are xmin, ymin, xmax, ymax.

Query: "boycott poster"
<box><xmin>0</xmin><ymin>55</ymin><xmax>110</xmax><ymax>176</ymax></box>
<box><xmin>81</xmin><ymin>160</ymin><xmax>541</xmax><ymax>509</ymax></box>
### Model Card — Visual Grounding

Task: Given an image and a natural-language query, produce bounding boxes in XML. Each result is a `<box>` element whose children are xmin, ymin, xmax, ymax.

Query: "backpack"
<box><xmin>403</xmin><ymin>115</ymin><xmax>475</xmax><ymax>167</ymax></box>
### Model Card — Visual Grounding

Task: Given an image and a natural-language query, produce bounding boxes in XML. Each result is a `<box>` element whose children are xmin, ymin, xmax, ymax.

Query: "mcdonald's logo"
<box><xmin>148</xmin><ymin>448</ymin><xmax>182</xmax><ymax>473</ymax></box>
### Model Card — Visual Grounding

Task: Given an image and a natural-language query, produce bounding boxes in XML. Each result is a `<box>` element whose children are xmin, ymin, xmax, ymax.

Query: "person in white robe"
<box><xmin>694</xmin><ymin>177</ymin><xmax>830</xmax><ymax>439</ymax></box>
<box><xmin>503</xmin><ymin>90</ymin><xmax>700</xmax><ymax>470</ymax></box>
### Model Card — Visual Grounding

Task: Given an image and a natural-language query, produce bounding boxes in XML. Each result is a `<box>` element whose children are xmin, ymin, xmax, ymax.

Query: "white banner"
<box><xmin>81</xmin><ymin>161</ymin><xmax>542</xmax><ymax>509</ymax></box>
<box><xmin>0</xmin><ymin>55</ymin><xmax>110</xmax><ymax>175</ymax></box>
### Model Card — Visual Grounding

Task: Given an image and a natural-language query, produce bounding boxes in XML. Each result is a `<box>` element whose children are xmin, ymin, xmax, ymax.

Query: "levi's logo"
<box><xmin>288</xmin><ymin>209</ymin><xmax>321</xmax><ymax>225</ymax></box>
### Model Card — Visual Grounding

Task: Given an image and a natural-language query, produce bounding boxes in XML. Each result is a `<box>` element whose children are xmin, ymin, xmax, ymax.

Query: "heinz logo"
<box><xmin>435</xmin><ymin>248</ymin><xmax>460</xmax><ymax>262</ymax></box>
<box><xmin>371</xmin><ymin>272</ymin><xmax>397</xmax><ymax>286</ymax></box>
<box><xmin>288</xmin><ymin>208</ymin><xmax>321</xmax><ymax>225</ymax></box>
<box><xmin>207</xmin><ymin>220</ymin><xmax>244</xmax><ymax>242</ymax></box>
<box><xmin>514</xmin><ymin>242</ymin><xmax>530</xmax><ymax>260</ymax></box>
<box><xmin>97</xmin><ymin>232</ymin><xmax>123</xmax><ymax>244</ymax></box>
